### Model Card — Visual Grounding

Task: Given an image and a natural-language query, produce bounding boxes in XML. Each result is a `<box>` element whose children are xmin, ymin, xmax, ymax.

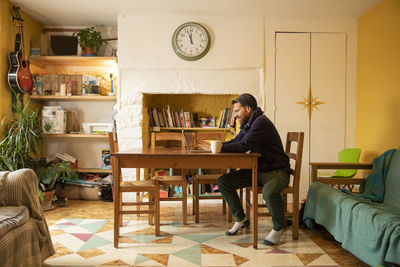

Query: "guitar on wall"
<box><xmin>8</xmin><ymin>6</ymin><xmax>33</xmax><ymax>109</ymax></box>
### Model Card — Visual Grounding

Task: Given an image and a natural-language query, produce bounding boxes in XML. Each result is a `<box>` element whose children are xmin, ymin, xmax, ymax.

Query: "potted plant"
<box><xmin>73</xmin><ymin>27</ymin><xmax>107</xmax><ymax>56</ymax></box>
<box><xmin>0</xmin><ymin>99</ymin><xmax>44</xmax><ymax>171</ymax></box>
<box><xmin>35</xmin><ymin>160</ymin><xmax>79</xmax><ymax>210</ymax></box>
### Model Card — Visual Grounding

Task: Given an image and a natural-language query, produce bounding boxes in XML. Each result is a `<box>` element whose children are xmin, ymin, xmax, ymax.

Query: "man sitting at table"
<box><xmin>217</xmin><ymin>93</ymin><xmax>290</xmax><ymax>246</ymax></box>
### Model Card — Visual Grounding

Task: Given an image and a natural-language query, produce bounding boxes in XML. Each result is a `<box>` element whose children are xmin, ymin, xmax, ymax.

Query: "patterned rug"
<box><xmin>44</xmin><ymin>218</ymin><xmax>339</xmax><ymax>266</ymax></box>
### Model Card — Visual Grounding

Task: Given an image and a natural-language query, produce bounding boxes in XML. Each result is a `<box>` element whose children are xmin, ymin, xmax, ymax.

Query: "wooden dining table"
<box><xmin>111</xmin><ymin>147</ymin><xmax>261</xmax><ymax>248</ymax></box>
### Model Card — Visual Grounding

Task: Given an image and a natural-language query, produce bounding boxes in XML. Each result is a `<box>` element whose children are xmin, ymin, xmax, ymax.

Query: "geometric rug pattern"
<box><xmin>44</xmin><ymin>218</ymin><xmax>339</xmax><ymax>266</ymax></box>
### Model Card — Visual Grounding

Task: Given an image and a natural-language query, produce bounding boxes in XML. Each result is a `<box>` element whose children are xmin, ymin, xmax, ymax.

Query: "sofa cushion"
<box><xmin>0</xmin><ymin>206</ymin><xmax>29</xmax><ymax>237</ymax></box>
<box><xmin>383</xmin><ymin>150</ymin><xmax>400</xmax><ymax>211</ymax></box>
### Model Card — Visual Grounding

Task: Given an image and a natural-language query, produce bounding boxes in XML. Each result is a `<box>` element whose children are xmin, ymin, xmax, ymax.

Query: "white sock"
<box><xmin>227</xmin><ymin>218</ymin><xmax>247</xmax><ymax>234</ymax></box>
<box><xmin>265</xmin><ymin>229</ymin><xmax>283</xmax><ymax>245</ymax></box>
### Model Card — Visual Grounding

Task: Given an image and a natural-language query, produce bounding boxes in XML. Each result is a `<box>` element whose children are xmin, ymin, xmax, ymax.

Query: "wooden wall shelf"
<box><xmin>45</xmin><ymin>134</ymin><xmax>108</xmax><ymax>138</ymax></box>
<box><xmin>31</xmin><ymin>95</ymin><xmax>116</xmax><ymax>101</ymax></box>
<box><xmin>152</xmin><ymin>127</ymin><xmax>235</xmax><ymax>132</ymax></box>
<box><xmin>29</xmin><ymin>56</ymin><xmax>117</xmax><ymax>68</ymax></box>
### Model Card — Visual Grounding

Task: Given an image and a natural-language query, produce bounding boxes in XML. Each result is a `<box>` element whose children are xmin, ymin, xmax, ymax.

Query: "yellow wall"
<box><xmin>0</xmin><ymin>0</ymin><xmax>43</xmax><ymax>124</ymax></box>
<box><xmin>356</xmin><ymin>0</ymin><xmax>400</xmax><ymax>161</ymax></box>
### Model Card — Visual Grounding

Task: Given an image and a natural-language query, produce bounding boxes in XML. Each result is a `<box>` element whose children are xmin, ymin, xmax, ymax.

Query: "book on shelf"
<box><xmin>152</xmin><ymin>107</ymin><xmax>160</xmax><ymax>127</ymax></box>
<box><xmin>161</xmin><ymin>108</ymin><xmax>168</xmax><ymax>127</ymax></box>
<box><xmin>180</xmin><ymin>110</ymin><xmax>186</xmax><ymax>128</ymax></box>
<box><xmin>219</xmin><ymin>107</ymin><xmax>227</xmax><ymax>128</ymax></box>
<box><xmin>148</xmin><ymin>109</ymin><xmax>156</xmax><ymax>127</ymax></box>
<box><xmin>166</xmin><ymin>105</ymin><xmax>174</xmax><ymax>127</ymax></box>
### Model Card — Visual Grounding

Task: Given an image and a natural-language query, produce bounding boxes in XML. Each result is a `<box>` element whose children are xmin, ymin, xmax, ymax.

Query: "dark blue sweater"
<box><xmin>221</xmin><ymin>107</ymin><xmax>290</xmax><ymax>173</ymax></box>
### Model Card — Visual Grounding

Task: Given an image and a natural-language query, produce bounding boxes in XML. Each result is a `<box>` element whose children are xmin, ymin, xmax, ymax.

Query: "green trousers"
<box><xmin>217</xmin><ymin>169</ymin><xmax>290</xmax><ymax>231</ymax></box>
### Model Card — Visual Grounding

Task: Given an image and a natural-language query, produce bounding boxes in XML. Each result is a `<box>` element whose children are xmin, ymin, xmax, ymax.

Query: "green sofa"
<box><xmin>304</xmin><ymin>150</ymin><xmax>400</xmax><ymax>266</ymax></box>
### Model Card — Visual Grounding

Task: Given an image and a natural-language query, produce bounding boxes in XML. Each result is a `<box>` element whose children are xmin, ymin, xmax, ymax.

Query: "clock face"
<box><xmin>172</xmin><ymin>22</ymin><xmax>211</xmax><ymax>61</ymax></box>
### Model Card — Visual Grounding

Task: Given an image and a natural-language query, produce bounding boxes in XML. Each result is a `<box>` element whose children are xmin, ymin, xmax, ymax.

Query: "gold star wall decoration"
<box><xmin>296</xmin><ymin>88</ymin><xmax>325</xmax><ymax>120</ymax></box>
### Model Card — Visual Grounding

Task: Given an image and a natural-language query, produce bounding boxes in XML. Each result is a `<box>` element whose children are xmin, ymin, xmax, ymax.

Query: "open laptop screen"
<box><xmin>180</xmin><ymin>128</ymin><xmax>211</xmax><ymax>153</ymax></box>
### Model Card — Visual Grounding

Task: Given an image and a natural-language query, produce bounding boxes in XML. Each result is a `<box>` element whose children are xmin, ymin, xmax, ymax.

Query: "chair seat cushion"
<box><xmin>0</xmin><ymin>206</ymin><xmax>29</xmax><ymax>237</ymax></box>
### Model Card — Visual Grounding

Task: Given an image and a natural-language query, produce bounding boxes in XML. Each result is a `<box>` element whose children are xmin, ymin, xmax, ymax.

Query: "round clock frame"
<box><xmin>172</xmin><ymin>22</ymin><xmax>211</xmax><ymax>61</ymax></box>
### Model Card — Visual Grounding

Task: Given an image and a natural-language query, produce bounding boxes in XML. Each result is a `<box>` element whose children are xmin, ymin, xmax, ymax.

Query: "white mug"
<box><xmin>210</xmin><ymin>140</ymin><xmax>223</xmax><ymax>154</ymax></box>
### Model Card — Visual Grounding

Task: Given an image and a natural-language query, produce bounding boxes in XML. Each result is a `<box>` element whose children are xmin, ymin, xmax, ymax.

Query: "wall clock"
<box><xmin>172</xmin><ymin>22</ymin><xmax>211</xmax><ymax>61</ymax></box>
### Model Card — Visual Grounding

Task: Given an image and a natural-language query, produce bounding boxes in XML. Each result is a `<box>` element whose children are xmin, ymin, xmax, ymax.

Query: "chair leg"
<box><xmin>245</xmin><ymin>188</ymin><xmax>250</xmax><ymax>220</ymax></box>
<box><xmin>182</xmin><ymin>175</ymin><xmax>188</xmax><ymax>225</ymax></box>
<box><xmin>192</xmin><ymin>184</ymin><xmax>195</xmax><ymax>215</ymax></box>
<box><xmin>194</xmin><ymin>179</ymin><xmax>200</xmax><ymax>223</ymax></box>
<box><xmin>148</xmin><ymin>193</ymin><xmax>154</xmax><ymax>225</ymax></box>
<box><xmin>137</xmin><ymin>192</ymin><xmax>141</xmax><ymax>218</ymax></box>
<box><xmin>292</xmin><ymin>201</ymin><xmax>299</xmax><ymax>240</ymax></box>
<box><xmin>222</xmin><ymin>199</ymin><xmax>226</xmax><ymax>215</ymax></box>
<box><xmin>119</xmin><ymin>192</ymin><xmax>123</xmax><ymax>227</ymax></box>
<box><xmin>154</xmin><ymin>187</ymin><xmax>160</xmax><ymax>236</ymax></box>
<box><xmin>114</xmin><ymin>190</ymin><xmax>120</xmax><ymax>248</ymax></box>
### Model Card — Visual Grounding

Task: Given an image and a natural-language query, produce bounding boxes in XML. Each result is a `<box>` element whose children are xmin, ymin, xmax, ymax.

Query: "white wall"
<box><xmin>118</xmin><ymin>15</ymin><xmax>264</xmax><ymax>69</ymax></box>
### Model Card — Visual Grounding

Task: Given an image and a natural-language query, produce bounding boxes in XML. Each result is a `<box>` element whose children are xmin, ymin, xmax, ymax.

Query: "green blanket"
<box><xmin>342</xmin><ymin>148</ymin><xmax>396</xmax><ymax>202</ymax></box>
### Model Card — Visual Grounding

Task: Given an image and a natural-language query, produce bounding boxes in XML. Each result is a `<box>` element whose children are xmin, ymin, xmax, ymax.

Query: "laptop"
<box><xmin>181</xmin><ymin>129</ymin><xmax>211</xmax><ymax>153</ymax></box>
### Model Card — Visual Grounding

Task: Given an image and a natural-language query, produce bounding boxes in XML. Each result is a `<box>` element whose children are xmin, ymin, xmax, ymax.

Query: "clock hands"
<box><xmin>185</xmin><ymin>28</ymin><xmax>193</xmax><ymax>45</ymax></box>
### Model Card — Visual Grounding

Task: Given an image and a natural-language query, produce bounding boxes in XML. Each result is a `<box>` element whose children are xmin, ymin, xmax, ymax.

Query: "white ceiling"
<box><xmin>11</xmin><ymin>0</ymin><xmax>381</xmax><ymax>26</ymax></box>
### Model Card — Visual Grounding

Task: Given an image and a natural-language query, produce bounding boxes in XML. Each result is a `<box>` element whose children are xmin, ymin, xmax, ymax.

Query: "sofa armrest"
<box><xmin>0</xmin><ymin>169</ymin><xmax>43</xmax><ymax>220</ymax></box>
<box><xmin>310</xmin><ymin>162</ymin><xmax>373</xmax><ymax>185</ymax></box>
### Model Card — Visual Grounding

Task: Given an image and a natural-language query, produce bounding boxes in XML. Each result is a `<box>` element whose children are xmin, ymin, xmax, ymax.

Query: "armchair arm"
<box><xmin>1</xmin><ymin>169</ymin><xmax>43</xmax><ymax>220</ymax></box>
<box><xmin>310</xmin><ymin>162</ymin><xmax>373</xmax><ymax>185</ymax></box>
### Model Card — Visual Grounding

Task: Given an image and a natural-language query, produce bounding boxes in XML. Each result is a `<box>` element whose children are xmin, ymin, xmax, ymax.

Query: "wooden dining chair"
<box><xmin>150</xmin><ymin>131</ymin><xmax>193</xmax><ymax>225</ymax></box>
<box><xmin>245</xmin><ymin>132</ymin><xmax>304</xmax><ymax>240</ymax></box>
<box><xmin>109</xmin><ymin>132</ymin><xmax>160</xmax><ymax>248</ymax></box>
<box><xmin>192</xmin><ymin>131</ymin><xmax>234</xmax><ymax>223</ymax></box>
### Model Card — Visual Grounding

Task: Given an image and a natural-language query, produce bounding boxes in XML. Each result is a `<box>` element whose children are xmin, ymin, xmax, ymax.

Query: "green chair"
<box><xmin>332</xmin><ymin>148</ymin><xmax>362</xmax><ymax>177</ymax></box>
<box><xmin>318</xmin><ymin>148</ymin><xmax>361</xmax><ymax>178</ymax></box>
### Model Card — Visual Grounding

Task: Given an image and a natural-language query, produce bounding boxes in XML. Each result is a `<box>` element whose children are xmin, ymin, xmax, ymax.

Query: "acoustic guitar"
<box><xmin>8</xmin><ymin>6</ymin><xmax>33</xmax><ymax>105</ymax></box>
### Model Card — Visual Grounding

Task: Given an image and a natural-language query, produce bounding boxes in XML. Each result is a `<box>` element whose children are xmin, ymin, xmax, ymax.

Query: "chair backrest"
<box><xmin>285</xmin><ymin>132</ymin><xmax>304</xmax><ymax>199</ymax></box>
<box><xmin>151</xmin><ymin>132</ymin><xmax>187</xmax><ymax>149</ymax></box>
<box><xmin>333</xmin><ymin>148</ymin><xmax>361</xmax><ymax>177</ymax></box>
<box><xmin>109</xmin><ymin>131</ymin><xmax>141</xmax><ymax>181</ymax></box>
<box><xmin>150</xmin><ymin>132</ymin><xmax>194</xmax><ymax>177</ymax></box>
<box><xmin>195</xmin><ymin>132</ymin><xmax>226</xmax><ymax>175</ymax></box>
<box><xmin>108</xmin><ymin>131</ymin><xmax>119</xmax><ymax>153</ymax></box>
<box><xmin>194</xmin><ymin>132</ymin><xmax>226</xmax><ymax>147</ymax></box>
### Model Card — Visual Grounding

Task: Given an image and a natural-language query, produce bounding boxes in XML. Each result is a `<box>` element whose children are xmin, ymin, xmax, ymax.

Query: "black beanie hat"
<box><xmin>232</xmin><ymin>93</ymin><xmax>257</xmax><ymax>110</ymax></box>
